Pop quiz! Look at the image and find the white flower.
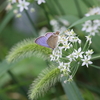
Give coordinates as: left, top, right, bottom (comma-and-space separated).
64, 80, 67, 83
50, 48, 62, 62
85, 7, 100, 16
5, 3, 12, 11
68, 75, 73, 81
30, 8, 35, 13
74, 48, 84, 59
85, 35, 92, 44
63, 43, 72, 50
50, 54, 55, 61
85, 50, 94, 57
58, 62, 66, 70
13, 9, 18, 14
67, 52, 76, 62
59, 19, 69, 26
17, 0, 30, 12
37, 0, 46, 5
82, 20, 91, 31
82, 56, 93, 67
82, 7, 100, 36
16, 13, 22, 18
65, 29, 76, 36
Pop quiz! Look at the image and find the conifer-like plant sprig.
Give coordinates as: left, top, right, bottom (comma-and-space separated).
6, 38, 52, 63
28, 66, 60, 100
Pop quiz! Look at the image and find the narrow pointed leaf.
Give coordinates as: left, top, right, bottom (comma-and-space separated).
0, 10, 14, 34
68, 15, 100, 28
61, 77, 84, 100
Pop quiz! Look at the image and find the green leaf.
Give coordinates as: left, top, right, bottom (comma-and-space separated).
91, 34, 100, 53
0, 10, 14, 34
6, 38, 52, 63
61, 77, 84, 100
28, 66, 60, 100
0, 60, 13, 76
0, 1, 7, 12
68, 15, 100, 28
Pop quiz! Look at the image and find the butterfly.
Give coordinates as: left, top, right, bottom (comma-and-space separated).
35, 31, 59, 49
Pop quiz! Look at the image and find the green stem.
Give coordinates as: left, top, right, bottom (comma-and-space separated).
53, 0, 65, 15
25, 10, 38, 37
91, 55, 100, 60
46, 1, 57, 17
72, 62, 80, 78
51, 0, 60, 15
7, 70, 28, 98
90, 64, 100, 69
41, 4, 53, 31
74, 0, 83, 18
82, 41, 88, 51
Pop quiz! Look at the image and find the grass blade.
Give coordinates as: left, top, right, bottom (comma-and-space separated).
61, 77, 84, 100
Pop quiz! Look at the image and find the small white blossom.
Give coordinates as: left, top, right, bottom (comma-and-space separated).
5, 3, 12, 11
82, 7, 100, 36
85, 35, 92, 44
68, 75, 73, 81
13, 9, 18, 14
58, 62, 64, 69
67, 52, 76, 62
37, 0, 46, 5
50, 48, 62, 61
64, 80, 67, 83
16, 13, 22, 18
17, 0, 30, 12
74, 48, 84, 58
50, 19, 69, 33
86, 50, 94, 57
59, 19, 69, 26
63, 43, 71, 50
30, 8, 35, 13
65, 29, 76, 36
82, 56, 93, 67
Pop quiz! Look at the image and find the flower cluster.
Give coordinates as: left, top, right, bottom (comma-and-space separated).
50, 19, 69, 33
6, 0, 45, 17
50, 30, 93, 83
82, 7, 100, 36
39, 19, 69, 36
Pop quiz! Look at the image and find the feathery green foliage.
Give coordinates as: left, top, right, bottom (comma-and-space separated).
6, 38, 52, 63
28, 66, 60, 100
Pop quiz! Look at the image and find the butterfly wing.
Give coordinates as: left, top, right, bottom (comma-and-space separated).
35, 32, 54, 48
45, 32, 54, 39
47, 31, 59, 49
35, 36, 50, 48
47, 35, 58, 49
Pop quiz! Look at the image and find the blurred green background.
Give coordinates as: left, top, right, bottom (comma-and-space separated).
0, 0, 100, 100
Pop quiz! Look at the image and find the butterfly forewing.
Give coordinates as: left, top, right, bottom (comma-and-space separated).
35, 36, 50, 48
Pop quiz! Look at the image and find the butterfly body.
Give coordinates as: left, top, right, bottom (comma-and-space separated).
35, 31, 59, 49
